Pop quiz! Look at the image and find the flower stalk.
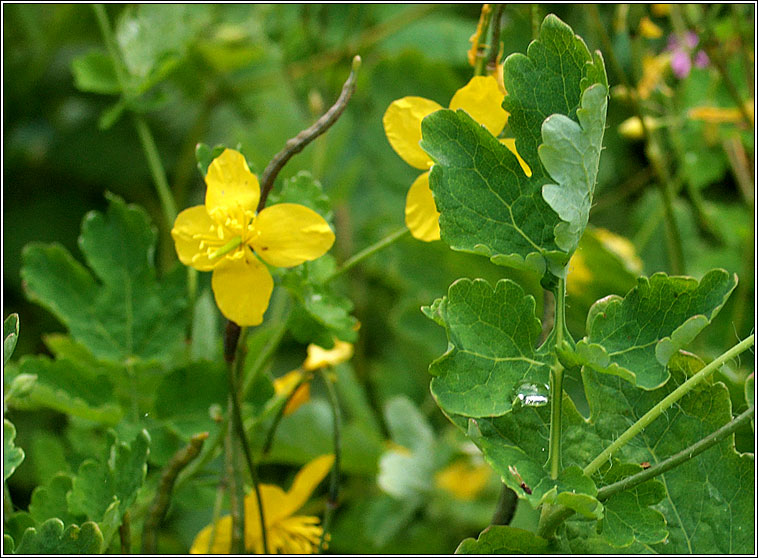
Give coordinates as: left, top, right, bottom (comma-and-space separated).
224, 321, 270, 554
318, 368, 342, 552
325, 227, 410, 282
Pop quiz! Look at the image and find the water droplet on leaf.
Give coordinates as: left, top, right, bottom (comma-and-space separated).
513, 381, 550, 407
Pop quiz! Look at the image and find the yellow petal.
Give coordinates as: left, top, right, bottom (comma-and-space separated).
251, 204, 335, 268
404, 171, 440, 242
211, 256, 274, 326
449, 75, 508, 136
499, 138, 533, 177
189, 515, 233, 554
279, 454, 335, 519
242, 484, 287, 552
383, 97, 443, 170
273, 370, 311, 415
303, 340, 354, 371
205, 149, 260, 215
171, 205, 218, 271
435, 460, 493, 501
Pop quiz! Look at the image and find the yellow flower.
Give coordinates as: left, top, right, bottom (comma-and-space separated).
171, 149, 335, 326
383, 75, 532, 242
190, 454, 335, 554
638, 16, 663, 39
435, 459, 493, 501
303, 339, 354, 371
688, 101, 755, 125
273, 340, 354, 415
651, 4, 672, 17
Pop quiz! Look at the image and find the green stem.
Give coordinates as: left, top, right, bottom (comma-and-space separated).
486, 4, 504, 74
531, 4, 541, 41
473, 6, 493, 76
225, 323, 269, 554
205, 473, 227, 553
318, 367, 342, 552
325, 227, 410, 283
547, 279, 566, 479
224, 398, 244, 554
242, 293, 291, 398
262, 372, 311, 456
93, 5, 178, 229
584, 334, 755, 476
597, 406, 755, 501
537, 405, 756, 539
92, 5, 129, 90
133, 115, 178, 226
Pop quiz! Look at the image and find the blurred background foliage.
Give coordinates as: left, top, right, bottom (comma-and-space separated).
3, 4, 754, 553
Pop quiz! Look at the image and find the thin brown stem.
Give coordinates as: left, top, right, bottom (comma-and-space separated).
142, 433, 209, 553
257, 56, 361, 212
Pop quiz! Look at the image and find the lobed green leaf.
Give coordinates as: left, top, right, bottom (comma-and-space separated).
4, 313, 19, 365
420, 14, 608, 278
455, 525, 550, 554
14, 518, 103, 555
562, 269, 737, 389
3, 419, 25, 482
21, 193, 187, 365
426, 278, 548, 418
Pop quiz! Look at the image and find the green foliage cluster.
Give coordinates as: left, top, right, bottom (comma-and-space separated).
3, 4, 754, 555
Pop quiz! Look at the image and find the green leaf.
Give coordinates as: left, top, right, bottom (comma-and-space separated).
562, 269, 737, 389
8, 356, 122, 425
463, 402, 601, 518
71, 49, 121, 94
455, 525, 549, 554
154, 361, 228, 439
21, 193, 187, 364
67, 430, 150, 542
539, 83, 607, 253
4, 419, 25, 481
598, 464, 667, 547
195, 142, 227, 177
420, 14, 607, 278
426, 278, 549, 417
269, 171, 334, 224
579, 366, 754, 553
15, 518, 103, 554
284, 256, 359, 347
28, 474, 79, 525
3, 535, 14, 554
115, 4, 209, 84
4, 313, 19, 365
190, 289, 220, 362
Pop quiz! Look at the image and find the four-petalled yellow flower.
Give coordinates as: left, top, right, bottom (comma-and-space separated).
190, 454, 335, 554
171, 149, 335, 326
383, 75, 531, 242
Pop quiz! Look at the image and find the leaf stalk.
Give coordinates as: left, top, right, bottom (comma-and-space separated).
583, 334, 754, 476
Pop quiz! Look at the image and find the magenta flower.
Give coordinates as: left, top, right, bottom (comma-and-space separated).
667, 31, 710, 79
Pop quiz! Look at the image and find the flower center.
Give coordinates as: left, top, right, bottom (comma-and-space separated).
193, 204, 257, 264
